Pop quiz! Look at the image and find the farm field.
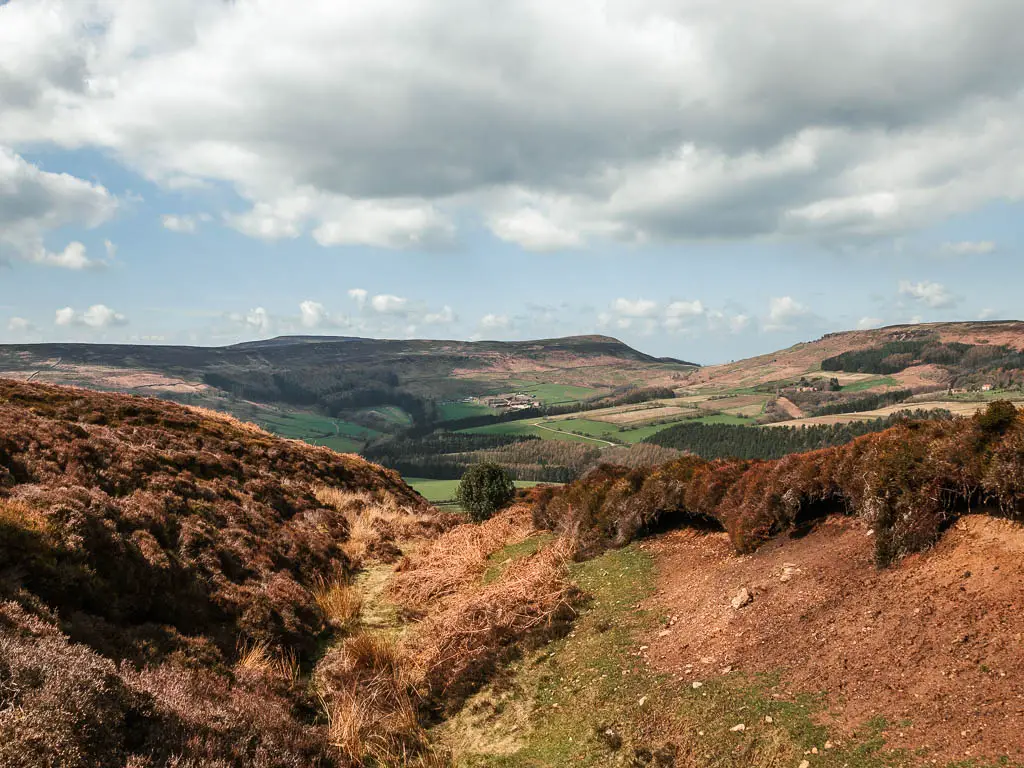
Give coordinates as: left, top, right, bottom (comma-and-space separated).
763, 397, 1024, 428
405, 477, 558, 505
437, 401, 497, 421
504, 381, 602, 404
838, 375, 900, 392
240, 408, 381, 452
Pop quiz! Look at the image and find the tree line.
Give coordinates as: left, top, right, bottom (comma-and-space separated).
644, 409, 952, 460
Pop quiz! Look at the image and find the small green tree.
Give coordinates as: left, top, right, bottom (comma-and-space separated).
456, 462, 515, 522
977, 399, 1018, 435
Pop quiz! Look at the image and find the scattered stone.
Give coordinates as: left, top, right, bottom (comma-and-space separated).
658, 629, 671, 638
638, 696, 648, 707
799, 761, 810, 768
692, 681, 703, 689
731, 587, 753, 610
764, 715, 774, 723
811, 747, 819, 754
721, 665, 733, 674
730, 723, 746, 732
824, 740, 833, 749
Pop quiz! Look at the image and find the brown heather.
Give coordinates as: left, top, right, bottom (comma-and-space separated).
536, 401, 1024, 566
0, 379, 431, 767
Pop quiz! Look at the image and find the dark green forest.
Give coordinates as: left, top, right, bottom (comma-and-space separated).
643, 409, 952, 460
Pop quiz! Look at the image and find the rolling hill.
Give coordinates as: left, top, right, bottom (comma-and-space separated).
0, 334, 698, 450
2, 379, 1023, 767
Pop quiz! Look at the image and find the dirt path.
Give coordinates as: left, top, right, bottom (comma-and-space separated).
641, 516, 1024, 765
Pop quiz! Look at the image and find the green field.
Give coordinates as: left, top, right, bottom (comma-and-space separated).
462, 412, 709, 445
437, 401, 497, 421
505, 381, 602, 405
405, 477, 557, 505
461, 420, 601, 443
254, 410, 380, 451
840, 376, 899, 393
693, 412, 755, 425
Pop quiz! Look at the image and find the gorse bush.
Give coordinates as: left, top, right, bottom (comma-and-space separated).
455, 462, 515, 521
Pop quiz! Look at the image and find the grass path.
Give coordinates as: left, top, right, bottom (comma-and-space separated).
351, 564, 403, 634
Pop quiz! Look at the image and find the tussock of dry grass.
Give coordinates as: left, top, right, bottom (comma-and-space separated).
388, 505, 534, 610
234, 639, 301, 685
315, 486, 454, 567
404, 536, 581, 713
316, 633, 435, 765
312, 576, 362, 630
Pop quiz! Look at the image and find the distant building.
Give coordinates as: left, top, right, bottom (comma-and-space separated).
981, 383, 994, 392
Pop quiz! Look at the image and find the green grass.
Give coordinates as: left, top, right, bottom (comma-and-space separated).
438, 543, 938, 768
405, 477, 556, 504
505, 381, 602, 405
439, 401, 498, 421
544, 418, 620, 438
353, 405, 413, 427
841, 376, 899, 393
254, 410, 380, 452
461, 420, 601, 443
694, 412, 754, 426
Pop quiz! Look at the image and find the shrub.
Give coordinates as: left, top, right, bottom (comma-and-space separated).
534, 411, 1024, 567
455, 463, 515, 522
977, 399, 1018, 435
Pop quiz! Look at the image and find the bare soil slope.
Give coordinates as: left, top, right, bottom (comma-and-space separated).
644, 516, 1024, 765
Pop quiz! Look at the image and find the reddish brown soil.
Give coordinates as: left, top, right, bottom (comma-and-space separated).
643, 516, 1024, 765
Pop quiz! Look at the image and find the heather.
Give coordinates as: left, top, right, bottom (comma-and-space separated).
536, 401, 1024, 565
0, 380, 429, 766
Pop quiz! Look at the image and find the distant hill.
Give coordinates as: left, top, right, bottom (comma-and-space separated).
0, 334, 697, 445
692, 320, 1024, 391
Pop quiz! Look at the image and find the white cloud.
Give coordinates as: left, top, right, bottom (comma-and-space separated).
6, 2, 1024, 249
299, 300, 327, 329
161, 214, 198, 233
245, 307, 271, 334
978, 307, 998, 320
611, 298, 659, 318
729, 314, 751, 334
7, 317, 32, 332
0, 147, 116, 268
480, 314, 510, 330
54, 307, 76, 327
370, 294, 408, 314
942, 240, 996, 255
898, 279, 956, 309
488, 208, 584, 251
54, 304, 128, 328
857, 316, 884, 330
83, 304, 127, 328
104, 239, 117, 259
348, 288, 368, 307
26, 241, 95, 270
765, 296, 811, 332
423, 305, 456, 325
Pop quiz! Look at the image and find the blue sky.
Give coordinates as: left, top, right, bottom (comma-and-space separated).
2, 1, 1023, 364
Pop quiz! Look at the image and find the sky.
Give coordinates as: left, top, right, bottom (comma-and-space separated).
1, 1, 1023, 364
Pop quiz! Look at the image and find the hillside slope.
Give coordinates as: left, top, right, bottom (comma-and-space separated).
689, 320, 1024, 391
0, 335, 697, 448
0, 380, 431, 766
